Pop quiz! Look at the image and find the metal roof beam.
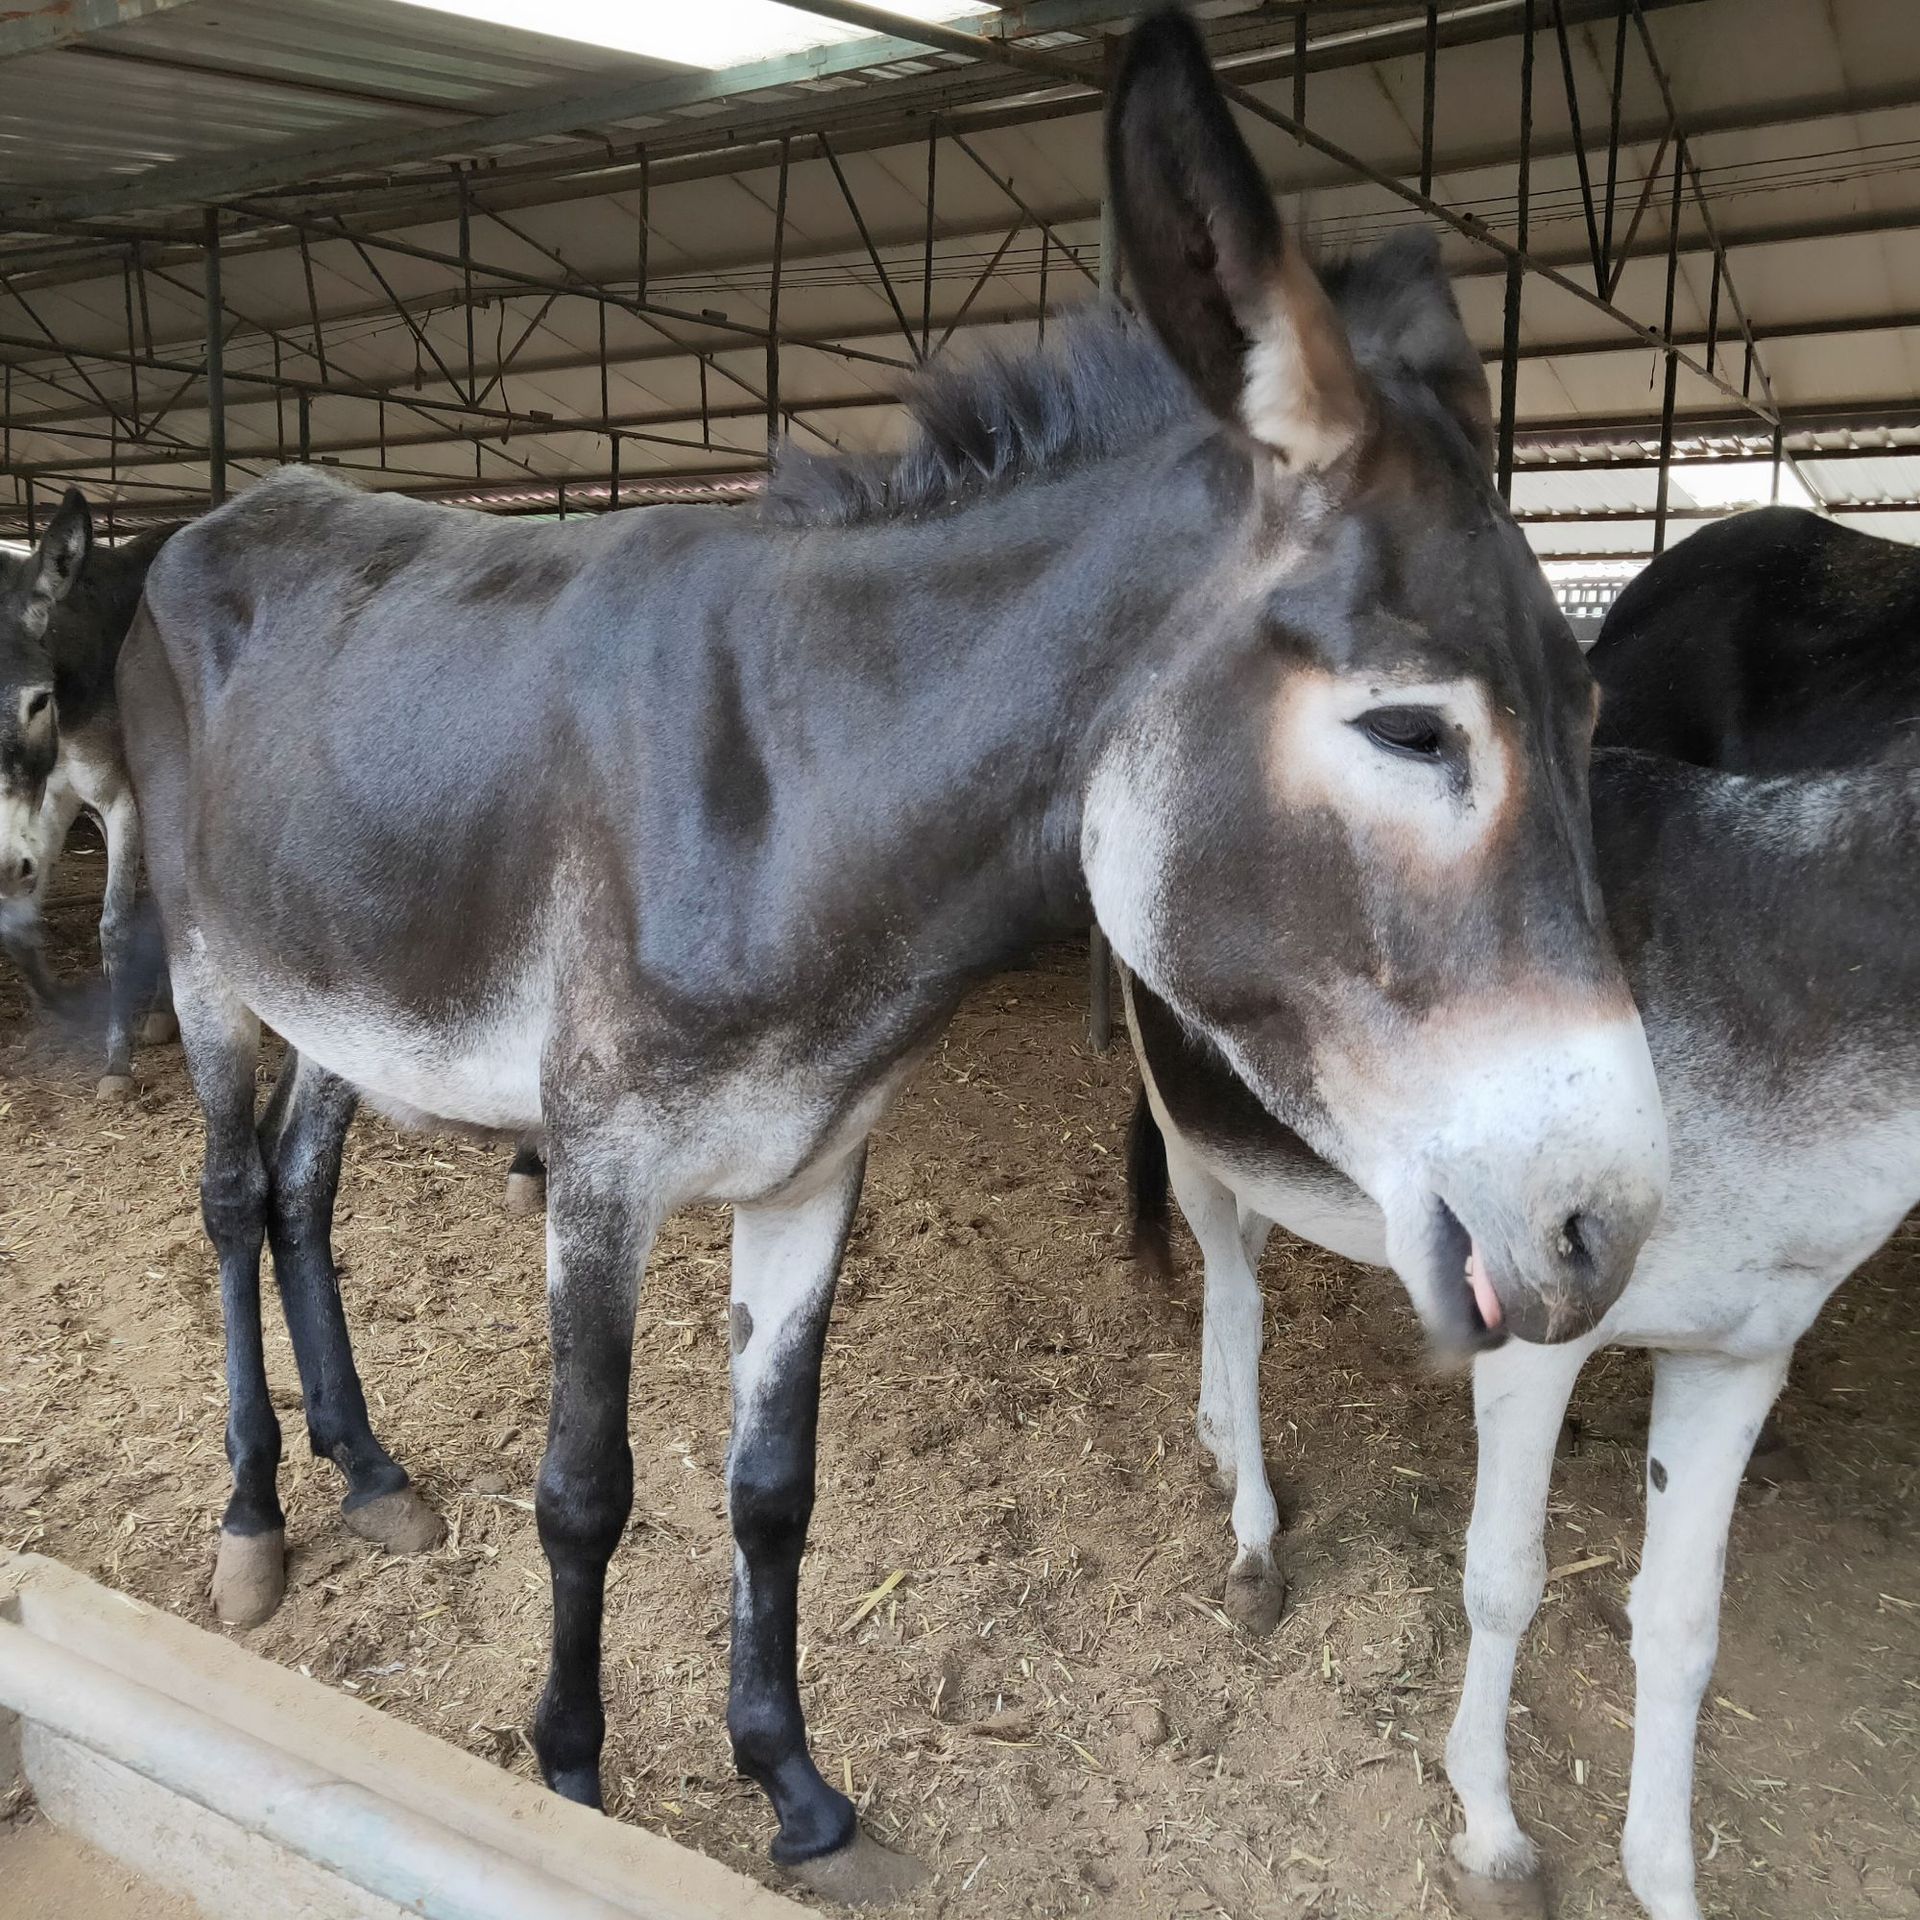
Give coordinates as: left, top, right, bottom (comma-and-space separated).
5, 3, 1096, 225
0, 0, 196, 63
0, 0, 1700, 268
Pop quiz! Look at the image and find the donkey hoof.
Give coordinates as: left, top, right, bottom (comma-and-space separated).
1439, 1863, 1547, 1920
96, 1071, 134, 1104
1440, 1848, 1547, 1920
212, 1527, 287, 1628
789, 1829, 929, 1905
504, 1169, 547, 1214
1223, 1555, 1287, 1636
140, 1010, 179, 1046
343, 1486, 446, 1554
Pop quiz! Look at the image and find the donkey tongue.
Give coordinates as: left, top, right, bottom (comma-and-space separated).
1466, 1246, 1504, 1330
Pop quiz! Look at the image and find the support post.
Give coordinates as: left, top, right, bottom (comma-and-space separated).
1601, 0, 1628, 274
766, 136, 789, 455
636, 147, 649, 306
1293, 7, 1307, 129
1419, 1, 1438, 198
1496, 0, 1535, 502
921, 121, 938, 359
458, 167, 477, 404
1652, 142, 1684, 554
204, 206, 226, 505
1088, 130, 1120, 1055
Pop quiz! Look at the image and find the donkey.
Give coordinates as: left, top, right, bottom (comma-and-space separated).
118, 13, 1665, 1898
1589, 501, 1920, 1478
0, 488, 174, 1094
1125, 746, 1920, 1920
1592, 504, 1920, 769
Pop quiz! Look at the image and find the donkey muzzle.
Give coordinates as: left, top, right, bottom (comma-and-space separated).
1424, 1009, 1668, 1348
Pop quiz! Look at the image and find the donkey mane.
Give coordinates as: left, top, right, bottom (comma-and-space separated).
762, 231, 1476, 528
762, 301, 1193, 528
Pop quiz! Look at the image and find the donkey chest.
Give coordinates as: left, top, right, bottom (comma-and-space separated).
1596, 1096, 1920, 1354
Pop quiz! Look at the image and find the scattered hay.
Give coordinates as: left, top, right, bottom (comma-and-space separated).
4, 902, 1917, 1917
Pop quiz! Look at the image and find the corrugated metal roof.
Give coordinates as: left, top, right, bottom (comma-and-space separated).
0, 0, 1916, 562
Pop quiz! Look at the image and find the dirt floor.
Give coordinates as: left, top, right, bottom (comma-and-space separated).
3, 844, 1917, 1919
0, 1801, 205, 1920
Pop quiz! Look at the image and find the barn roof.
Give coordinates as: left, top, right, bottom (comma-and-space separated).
0, 0, 1914, 569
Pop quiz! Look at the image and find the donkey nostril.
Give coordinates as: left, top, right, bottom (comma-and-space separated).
17, 856, 34, 883
1556, 1212, 1592, 1267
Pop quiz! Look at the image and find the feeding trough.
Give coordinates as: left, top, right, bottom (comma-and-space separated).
0, 1551, 805, 1920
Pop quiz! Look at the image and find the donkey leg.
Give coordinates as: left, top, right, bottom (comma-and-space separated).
1620, 1349, 1787, 1920
260, 1052, 440, 1553
505, 1140, 547, 1214
725, 1147, 922, 1900
173, 967, 282, 1626
94, 789, 144, 1100
1443, 1338, 1592, 1912
531, 1130, 655, 1809
1167, 1147, 1282, 1632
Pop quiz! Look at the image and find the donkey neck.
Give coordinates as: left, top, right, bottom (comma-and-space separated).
1597, 754, 1920, 1111
709, 424, 1251, 964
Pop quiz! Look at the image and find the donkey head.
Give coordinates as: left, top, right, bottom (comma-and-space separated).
0, 487, 89, 898
1086, 11, 1665, 1352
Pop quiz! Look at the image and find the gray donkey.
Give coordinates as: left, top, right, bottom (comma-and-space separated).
0, 488, 173, 1093
1127, 741, 1920, 1920
119, 13, 1664, 1897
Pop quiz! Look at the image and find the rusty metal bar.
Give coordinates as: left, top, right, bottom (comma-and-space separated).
949, 132, 1097, 287
767, 136, 789, 452
1496, 0, 1535, 500
1652, 141, 1683, 553
1549, 0, 1605, 293
820, 131, 922, 361
1420, 1, 1439, 197
203, 207, 225, 503
921, 121, 938, 359
1600, 0, 1628, 273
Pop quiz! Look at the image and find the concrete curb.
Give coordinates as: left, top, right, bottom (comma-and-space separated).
0, 1551, 807, 1920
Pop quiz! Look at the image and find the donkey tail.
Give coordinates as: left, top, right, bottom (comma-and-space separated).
1127, 1083, 1175, 1281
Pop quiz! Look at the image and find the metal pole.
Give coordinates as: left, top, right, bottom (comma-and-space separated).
1652, 142, 1684, 554
608, 430, 620, 511
204, 206, 226, 505
1497, 0, 1535, 501
636, 147, 649, 305
1601, 0, 1629, 278
767, 136, 789, 455
1088, 76, 1119, 1054
458, 166, 476, 403
1419, 1, 1439, 198
121, 250, 142, 433
921, 121, 938, 359
1293, 7, 1308, 130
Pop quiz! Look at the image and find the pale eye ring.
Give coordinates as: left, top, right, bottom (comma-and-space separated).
24, 689, 51, 723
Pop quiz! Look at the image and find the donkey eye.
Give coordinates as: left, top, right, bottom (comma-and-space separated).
1357, 706, 1446, 760
24, 690, 50, 722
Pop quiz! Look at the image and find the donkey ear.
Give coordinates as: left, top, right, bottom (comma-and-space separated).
1324, 230, 1494, 467
32, 489, 91, 608
1106, 8, 1365, 471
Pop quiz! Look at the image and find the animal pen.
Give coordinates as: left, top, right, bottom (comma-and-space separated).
2, 3, 1918, 1917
